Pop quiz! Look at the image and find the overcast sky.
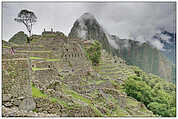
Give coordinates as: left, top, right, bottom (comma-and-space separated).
2, 2, 176, 42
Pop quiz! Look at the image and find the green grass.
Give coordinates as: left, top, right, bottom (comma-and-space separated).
30, 56, 60, 61
30, 57, 44, 60
112, 106, 129, 117
2, 46, 11, 48
64, 89, 91, 104
31, 84, 68, 108
109, 80, 119, 86
49, 97, 58, 102
32, 67, 50, 71
49, 97, 68, 108
89, 90, 99, 99
108, 94, 118, 104
126, 98, 138, 107
81, 77, 87, 81
62, 87, 104, 116
101, 75, 111, 80
31, 85, 47, 98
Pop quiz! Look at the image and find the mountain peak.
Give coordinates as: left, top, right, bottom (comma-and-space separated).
68, 12, 112, 53
78, 12, 96, 22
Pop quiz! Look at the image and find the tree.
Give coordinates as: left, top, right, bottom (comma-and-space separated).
147, 102, 168, 116
86, 40, 101, 66
124, 76, 152, 105
14, 9, 37, 43
124, 75, 176, 117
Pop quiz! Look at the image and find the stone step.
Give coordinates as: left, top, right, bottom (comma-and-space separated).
97, 64, 121, 69
98, 68, 120, 73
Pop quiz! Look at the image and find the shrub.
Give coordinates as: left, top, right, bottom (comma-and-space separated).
124, 76, 152, 105
147, 102, 168, 116
124, 75, 176, 117
86, 40, 101, 66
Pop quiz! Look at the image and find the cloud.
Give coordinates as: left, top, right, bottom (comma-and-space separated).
150, 39, 165, 51
105, 32, 119, 49
77, 12, 97, 39
2, 2, 88, 41
2, 1, 176, 51
84, 2, 175, 50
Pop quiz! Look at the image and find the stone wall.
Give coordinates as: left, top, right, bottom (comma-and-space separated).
32, 69, 59, 90
29, 52, 59, 59
2, 37, 94, 114
62, 41, 86, 61
2, 48, 10, 55
2, 60, 32, 108
60, 40, 93, 78
32, 61, 56, 69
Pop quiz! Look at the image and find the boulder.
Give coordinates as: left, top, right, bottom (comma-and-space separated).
2, 94, 12, 102
17, 96, 25, 100
4, 102, 13, 107
19, 97, 36, 111
13, 99, 21, 106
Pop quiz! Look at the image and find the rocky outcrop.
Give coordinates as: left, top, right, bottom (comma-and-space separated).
19, 98, 36, 111
2, 106, 57, 117
68, 12, 112, 53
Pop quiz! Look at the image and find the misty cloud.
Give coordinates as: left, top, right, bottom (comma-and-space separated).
150, 39, 165, 51
2, 2, 176, 51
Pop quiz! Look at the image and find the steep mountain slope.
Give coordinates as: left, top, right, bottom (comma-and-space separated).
110, 35, 175, 83
153, 30, 176, 64
9, 31, 28, 44
68, 13, 175, 83
68, 12, 112, 53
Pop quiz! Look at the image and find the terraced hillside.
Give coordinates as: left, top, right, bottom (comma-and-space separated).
94, 51, 136, 81
2, 32, 156, 117
2, 31, 175, 117
69, 12, 175, 83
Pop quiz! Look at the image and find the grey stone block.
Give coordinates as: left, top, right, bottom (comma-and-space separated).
19, 97, 36, 111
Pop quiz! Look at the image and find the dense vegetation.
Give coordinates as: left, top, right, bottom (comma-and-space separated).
124, 67, 176, 117
9, 31, 28, 44
86, 40, 102, 66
